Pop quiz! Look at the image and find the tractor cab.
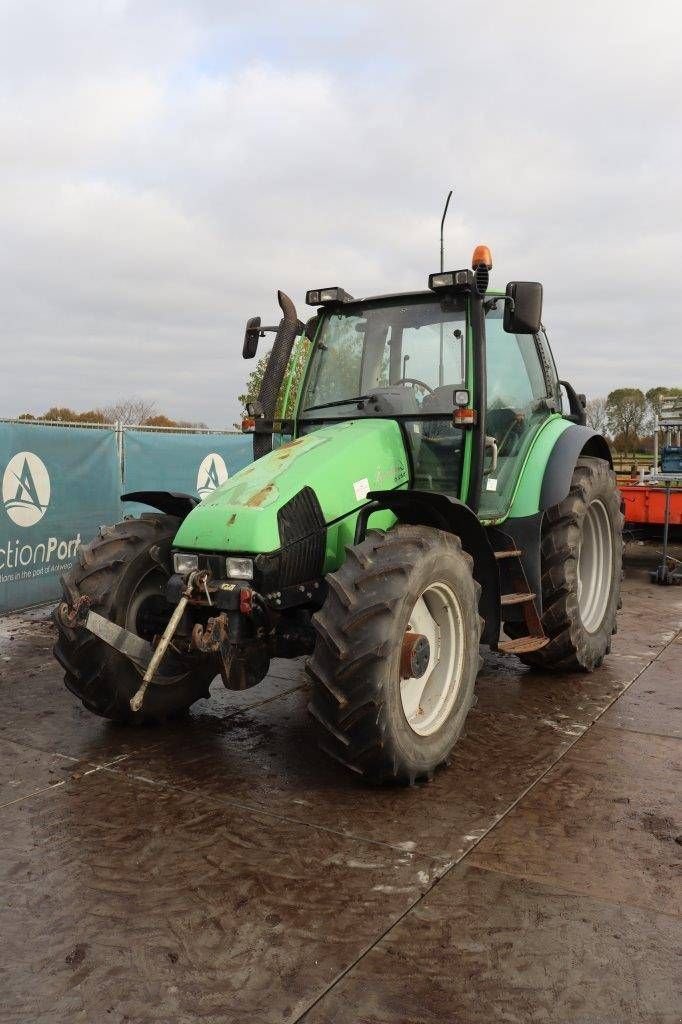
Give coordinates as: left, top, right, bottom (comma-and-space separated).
246, 247, 559, 526
297, 289, 468, 497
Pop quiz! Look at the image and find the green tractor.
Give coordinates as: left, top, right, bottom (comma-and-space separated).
54, 244, 623, 784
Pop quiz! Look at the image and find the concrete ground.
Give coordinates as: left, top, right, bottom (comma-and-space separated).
0, 544, 680, 1024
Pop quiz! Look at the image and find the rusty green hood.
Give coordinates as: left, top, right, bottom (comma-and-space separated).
172, 418, 409, 557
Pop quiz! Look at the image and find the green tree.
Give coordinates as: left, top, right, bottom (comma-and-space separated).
646, 386, 682, 425
236, 336, 312, 428
606, 388, 647, 454
237, 351, 270, 425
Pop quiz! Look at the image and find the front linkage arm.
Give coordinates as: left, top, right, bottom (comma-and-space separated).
56, 570, 214, 713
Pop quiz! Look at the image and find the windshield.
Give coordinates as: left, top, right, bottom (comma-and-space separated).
299, 295, 466, 420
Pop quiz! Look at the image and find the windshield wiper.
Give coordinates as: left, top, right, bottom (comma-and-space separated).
301, 394, 373, 413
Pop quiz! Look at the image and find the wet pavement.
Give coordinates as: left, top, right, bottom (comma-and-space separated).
0, 544, 680, 1023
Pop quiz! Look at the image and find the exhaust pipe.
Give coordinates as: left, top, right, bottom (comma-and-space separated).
253, 290, 299, 460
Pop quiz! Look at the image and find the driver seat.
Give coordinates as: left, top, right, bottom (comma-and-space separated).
414, 385, 463, 494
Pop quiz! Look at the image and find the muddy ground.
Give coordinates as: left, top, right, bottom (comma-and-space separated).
0, 543, 680, 1023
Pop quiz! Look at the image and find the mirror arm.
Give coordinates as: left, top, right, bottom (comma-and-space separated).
559, 379, 587, 427
257, 321, 306, 337
483, 295, 514, 315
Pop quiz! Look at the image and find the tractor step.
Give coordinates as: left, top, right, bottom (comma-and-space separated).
497, 635, 550, 654
490, 532, 549, 655
500, 591, 536, 606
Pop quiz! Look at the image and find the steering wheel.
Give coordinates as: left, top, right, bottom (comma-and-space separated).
395, 377, 434, 394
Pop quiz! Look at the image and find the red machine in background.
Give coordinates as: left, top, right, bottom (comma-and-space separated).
620, 482, 682, 527
619, 397, 682, 584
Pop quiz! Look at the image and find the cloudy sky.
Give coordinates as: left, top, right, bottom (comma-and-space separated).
1, 0, 680, 427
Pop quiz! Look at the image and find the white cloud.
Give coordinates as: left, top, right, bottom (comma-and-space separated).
0, 0, 680, 424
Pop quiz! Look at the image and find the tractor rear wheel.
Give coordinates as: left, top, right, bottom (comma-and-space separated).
53, 514, 215, 723
307, 525, 482, 784
511, 457, 623, 671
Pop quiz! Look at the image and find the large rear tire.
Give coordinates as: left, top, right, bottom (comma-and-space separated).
307, 525, 482, 784
53, 514, 215, 723
512, 457, 623, 671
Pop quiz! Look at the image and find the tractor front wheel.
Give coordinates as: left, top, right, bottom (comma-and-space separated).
307, 525, 482, 784
53, 514, 215, 723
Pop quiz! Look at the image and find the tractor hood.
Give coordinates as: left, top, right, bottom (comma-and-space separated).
172, 418, 409, 555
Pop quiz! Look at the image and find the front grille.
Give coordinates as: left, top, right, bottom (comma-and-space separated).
174, 485, 326, 593
277, 486, 326, 587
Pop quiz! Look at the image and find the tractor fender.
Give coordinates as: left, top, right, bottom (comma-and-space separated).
365, 489, 500, 644
121, 491, 199, 519
539, 425, 612, 511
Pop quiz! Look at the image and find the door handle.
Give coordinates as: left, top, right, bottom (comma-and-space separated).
484, 435, 498, 474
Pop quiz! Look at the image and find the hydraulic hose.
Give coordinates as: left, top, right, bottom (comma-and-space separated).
254, 290, 299, 460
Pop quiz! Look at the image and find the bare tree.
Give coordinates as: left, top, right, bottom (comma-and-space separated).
585, 396, 608, 434
101, 397, 157, 425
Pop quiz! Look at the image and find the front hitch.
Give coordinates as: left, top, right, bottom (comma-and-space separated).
191, 613, 232, 687
128, 569, 211, 712
58, 571, 213, 713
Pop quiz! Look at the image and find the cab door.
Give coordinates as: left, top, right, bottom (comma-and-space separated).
479, 308, 556, 519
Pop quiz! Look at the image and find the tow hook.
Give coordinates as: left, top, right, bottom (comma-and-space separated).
129, 570, 209, 713
191, 613, 231, 685
191, 613, 229, 654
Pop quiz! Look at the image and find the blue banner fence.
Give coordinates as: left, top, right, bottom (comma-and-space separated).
0, 420, 254, 614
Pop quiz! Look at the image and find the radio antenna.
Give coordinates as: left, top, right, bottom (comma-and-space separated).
438, 189, 453, 386
440, 189, 453, 272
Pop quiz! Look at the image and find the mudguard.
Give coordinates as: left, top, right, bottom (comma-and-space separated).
121, 491, 199, 519
539, 426, 612, 511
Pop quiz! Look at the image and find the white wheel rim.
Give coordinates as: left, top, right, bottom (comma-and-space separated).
577, 498, 613, 633
400, 581, 466, 736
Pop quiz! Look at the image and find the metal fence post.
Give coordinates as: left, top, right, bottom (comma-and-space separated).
115, 421, 124, 488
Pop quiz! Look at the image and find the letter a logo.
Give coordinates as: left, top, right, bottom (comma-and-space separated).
196, 453, 228, 499
2, 451, 51, 527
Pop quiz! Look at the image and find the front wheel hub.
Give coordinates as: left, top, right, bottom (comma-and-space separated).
400, 631, 430, 679
399, 580, 466, 737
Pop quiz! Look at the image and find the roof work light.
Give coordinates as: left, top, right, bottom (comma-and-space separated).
427, 269, 473, 291
305, 287, 355, 306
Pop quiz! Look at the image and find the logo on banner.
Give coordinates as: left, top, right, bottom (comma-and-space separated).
197, 453, 228, 499
2, 451, 51, 527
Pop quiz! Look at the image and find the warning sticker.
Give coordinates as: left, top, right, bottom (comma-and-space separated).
353, 478, 370, 501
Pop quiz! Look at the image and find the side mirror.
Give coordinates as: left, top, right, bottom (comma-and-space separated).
503, 282, 543, 334
243, 316, 261, 359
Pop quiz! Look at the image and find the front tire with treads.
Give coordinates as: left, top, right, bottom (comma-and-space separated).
53, 514, 214, 723
306, 525, 482, 785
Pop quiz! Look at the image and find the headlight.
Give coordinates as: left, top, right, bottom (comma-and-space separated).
173, 552, 199, 575
225, 556, 254, 580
